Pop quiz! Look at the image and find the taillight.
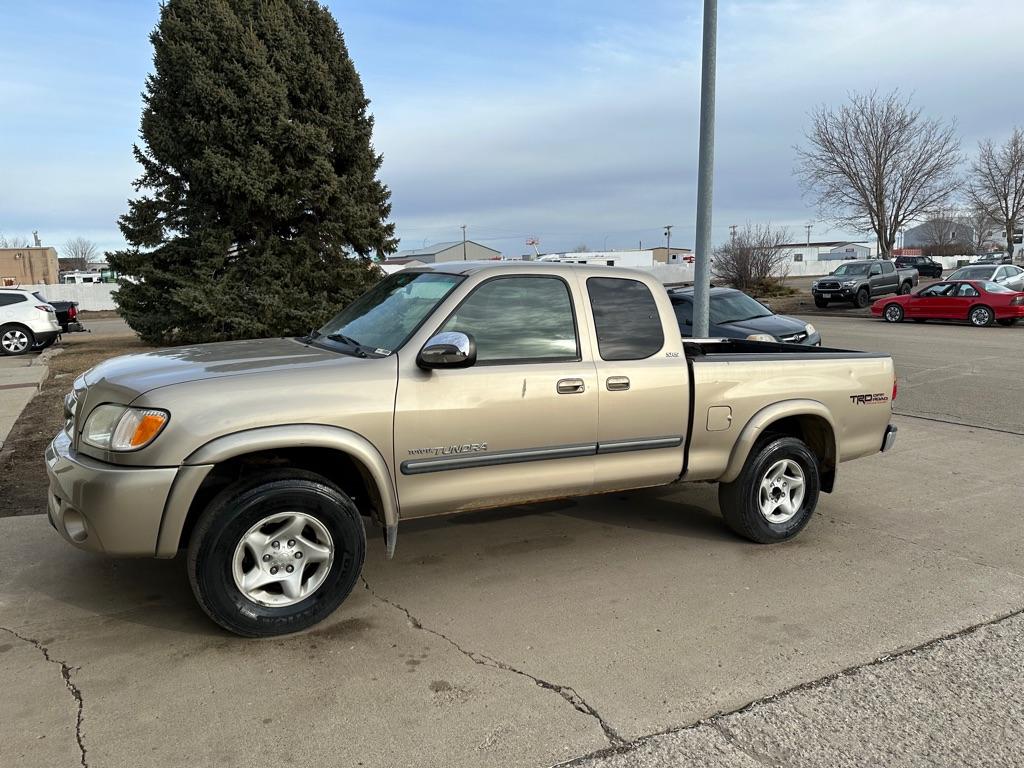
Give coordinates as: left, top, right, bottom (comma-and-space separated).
35, 305, 51, 312
892, 379, 898, 401
1012, 296, 1024, 306
68, 305, 78, 319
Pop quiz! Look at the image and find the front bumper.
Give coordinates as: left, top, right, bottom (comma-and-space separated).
45, 430, 178, 555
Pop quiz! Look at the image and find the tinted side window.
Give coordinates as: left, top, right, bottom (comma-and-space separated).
0, 293, 26, 306
587, 277, 664, 361
881, 262, 895, 273
440, 276, 578, 363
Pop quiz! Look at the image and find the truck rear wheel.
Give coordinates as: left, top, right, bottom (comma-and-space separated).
187, 469, 366, 637
718, 436, 820, 544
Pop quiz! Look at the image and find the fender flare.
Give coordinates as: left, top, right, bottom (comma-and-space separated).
719, 400, 838, 485
156, 424, 400, 558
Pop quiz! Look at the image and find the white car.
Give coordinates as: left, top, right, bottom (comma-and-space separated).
0, 289, 61, 356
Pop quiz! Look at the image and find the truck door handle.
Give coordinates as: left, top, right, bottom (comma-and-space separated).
556, 378, 585, 394
606, 376, 630, 391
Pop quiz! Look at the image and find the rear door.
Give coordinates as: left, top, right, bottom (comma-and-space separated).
585, 276, 688, 491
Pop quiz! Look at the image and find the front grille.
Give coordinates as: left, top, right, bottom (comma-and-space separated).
817, 281, 841, 291
780, 331, 809, 344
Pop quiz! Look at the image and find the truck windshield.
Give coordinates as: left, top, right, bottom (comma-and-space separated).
316, 271, 463, 355
831, 263, 871, 276
711, 291, 773, 324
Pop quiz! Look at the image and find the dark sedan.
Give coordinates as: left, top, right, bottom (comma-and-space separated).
669, 287, 821, 345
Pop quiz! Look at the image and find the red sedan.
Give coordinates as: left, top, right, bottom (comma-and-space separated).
871, 280, 1024, 327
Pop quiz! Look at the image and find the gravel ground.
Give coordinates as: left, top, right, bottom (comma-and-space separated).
567, 610, 1024, 768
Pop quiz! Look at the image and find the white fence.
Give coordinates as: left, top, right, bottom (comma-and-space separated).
22, 283, 119, 311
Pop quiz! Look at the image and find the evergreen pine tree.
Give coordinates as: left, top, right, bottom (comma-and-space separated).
108, 0, 396, 344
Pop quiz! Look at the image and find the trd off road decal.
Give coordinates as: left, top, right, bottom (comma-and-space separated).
849, 393, 889, 404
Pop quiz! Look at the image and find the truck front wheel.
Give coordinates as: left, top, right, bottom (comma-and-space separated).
718, 436, 821, 544
187, 470, 366, 637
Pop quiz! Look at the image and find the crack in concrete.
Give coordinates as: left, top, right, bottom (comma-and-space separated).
360, 577, 626, 747
711, 721, 779, 767
0, 626, 88, 768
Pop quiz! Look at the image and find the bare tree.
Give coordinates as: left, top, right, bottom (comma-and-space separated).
796, 90, 961, 258
964, 205, 998, 254
967, 128, 1024, 259
712, 223, 792, 291
0, 233, 31, 248
61, 236, 99, 271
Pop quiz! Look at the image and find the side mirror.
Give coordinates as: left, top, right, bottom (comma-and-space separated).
761, 301, 773, 312
417, 331, 477, 370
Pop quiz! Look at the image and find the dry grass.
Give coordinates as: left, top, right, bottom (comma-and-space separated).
0, 332, 155, 517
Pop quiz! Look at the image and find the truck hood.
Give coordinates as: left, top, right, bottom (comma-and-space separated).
84, 337, 348, 396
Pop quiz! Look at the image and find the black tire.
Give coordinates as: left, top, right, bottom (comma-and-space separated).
718, 436, 821, 544
968, 305, 995, 327
0, 324, 35, 356
813, 297, 829, 308
898, 281, 912, 295
855, 288, 870, 308
882, 303, 904, 323
188, 469, 366, 637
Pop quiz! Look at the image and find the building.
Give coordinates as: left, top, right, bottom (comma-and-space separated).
779, 241, 873, 262
388, 240, 502, 265
541, 247, 693, 267
0, 246, 60, 285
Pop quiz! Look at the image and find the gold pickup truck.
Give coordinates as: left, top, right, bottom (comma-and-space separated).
45, 262, 897, 636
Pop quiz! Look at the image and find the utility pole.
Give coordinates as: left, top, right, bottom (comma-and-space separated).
692, 0, 717, 338
460, 224, 467, 260
729, 224, 737, 241
664, 225, 673, 258
805, 222, 812, 245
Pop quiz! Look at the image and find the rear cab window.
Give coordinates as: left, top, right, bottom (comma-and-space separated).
586, 277, 664, 360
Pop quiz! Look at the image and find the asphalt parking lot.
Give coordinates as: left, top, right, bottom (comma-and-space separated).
2, 314, 1022, 767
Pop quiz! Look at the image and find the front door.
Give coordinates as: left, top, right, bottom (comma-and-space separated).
393, 275, 598, 518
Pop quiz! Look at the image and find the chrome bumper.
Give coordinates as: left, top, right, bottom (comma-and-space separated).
880, 424, 898, 453
45, 430, 177, 556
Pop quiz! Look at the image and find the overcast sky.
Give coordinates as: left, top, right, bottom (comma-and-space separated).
1, 0, 1022, 258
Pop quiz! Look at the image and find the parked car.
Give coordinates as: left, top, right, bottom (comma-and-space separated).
945, 264, 1024, 292
894, 255, 943, 278
811, 260, 918, 308
669, 286, 820, 345
871, 279, 1024, 327
973, 253, 1013, 265
0, 289, 61, 355
45, 262, 897, 637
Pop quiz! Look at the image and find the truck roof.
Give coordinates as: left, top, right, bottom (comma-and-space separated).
406, 260, 654, 280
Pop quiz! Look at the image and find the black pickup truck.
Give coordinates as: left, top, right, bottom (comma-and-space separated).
32, 293, 86, 348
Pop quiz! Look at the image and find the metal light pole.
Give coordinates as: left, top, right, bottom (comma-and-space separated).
664, 225, 673, 259
461, 224, 467, 260
692, 0, 718, 338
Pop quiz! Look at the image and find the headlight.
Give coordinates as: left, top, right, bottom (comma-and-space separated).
841, 280, 857, 287
746, 333, 776, 343
804, 323, 816, 336
811, 281, 818, 290
82, 405, 169, 451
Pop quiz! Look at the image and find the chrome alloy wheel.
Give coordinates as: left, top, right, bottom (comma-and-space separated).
232, 512, 334, 607
884, 305, 903, 322
1, 328, 29, 353
758, 459, 806, 524
970, 307, 992, 326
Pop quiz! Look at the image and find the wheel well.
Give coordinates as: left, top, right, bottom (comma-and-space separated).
178, 447, 384, 550
762, 415, 836, 493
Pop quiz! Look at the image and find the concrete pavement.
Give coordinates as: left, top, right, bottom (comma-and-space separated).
2, 313, 1023, 768
0, 352, 53, 449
